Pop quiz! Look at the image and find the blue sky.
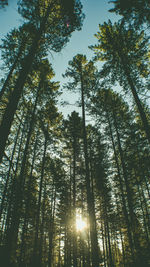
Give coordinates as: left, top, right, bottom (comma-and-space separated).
49, 0, 120, 115
50, 0, 118, 81
0, 0, 20, 35
0, 0, 120, 117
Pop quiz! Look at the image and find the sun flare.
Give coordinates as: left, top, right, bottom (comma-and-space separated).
76, 216, 86, 231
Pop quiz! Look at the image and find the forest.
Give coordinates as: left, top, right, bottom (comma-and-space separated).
0, 0, 150, 266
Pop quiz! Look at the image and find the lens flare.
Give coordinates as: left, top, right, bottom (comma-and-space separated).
76, 216, 86, 231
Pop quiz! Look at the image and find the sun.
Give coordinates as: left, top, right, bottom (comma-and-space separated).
76, 216, 86, 231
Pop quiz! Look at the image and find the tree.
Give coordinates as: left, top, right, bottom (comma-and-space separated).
88, 87, 150, 266
90, 20, 150, 144
0, 23, 46, 101
0, 59, 62, 266
62, 111, 83, 267
0, 0, 85, 162
64, 54, 100, 267
109, 0, 150, 28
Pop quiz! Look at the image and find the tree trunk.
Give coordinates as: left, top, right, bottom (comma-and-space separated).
48, 187, 56, 267
121, 56, 150, 144
80, 70, 99, 267
133, 169, 150, 244
0, 114, 22, 222
0, 43, 24, 101
4, 90, 39, 265
0, 3, 53, 162
39, 179, 47, 266
19, 131, 39, 266
72, 138, 77, 267
112, 110, 137, 264
101, 220, 106, 267
3, 115, 27, 238
107, 112, 135, 259
105, 215, 114, 267
32, 133, 47, 265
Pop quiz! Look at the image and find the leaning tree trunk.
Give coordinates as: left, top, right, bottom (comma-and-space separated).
0, 43, 25, 102
121, 55, 150, 144
3, 114, 27, 245
0, 3, 52, 163
0, 113, 22, 222
4, 90, 39, 265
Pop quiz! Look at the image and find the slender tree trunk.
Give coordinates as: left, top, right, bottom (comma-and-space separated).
120, 229, 126, 267
72, 138, 77, 267
106, 217, 114, 267
80, 70, 99, 267
104, 219, 109, 267
140, 186, 150, 235
1, 116, 28, 266
112, 110, 138, 264
3, 115, 27, 236
39, 179, 47, 266
32, 132, 47, 265
4, 89, 39, 265
19, 132, 39, 266
48, 187, 56, 267
101, 221, 106, 267
114, 192, 126, 267
64, 225, 68, 267
133, 170, 150, 244
0, 114, 22, 222
107, 113, 135, 259
58, 225, 62, 267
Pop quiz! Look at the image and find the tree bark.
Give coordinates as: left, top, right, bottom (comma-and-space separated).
4, 89, 39, 265
112, 110, 137, 264
121, 56, 150, 144
107, 112, 135, 258
0, 3, 53, 162
0, 114, 22, 222
0, 43, 24, 101
19, 131, 39, 266
72, 136, 78, 267
80, 69, 100, 267
32, 132, 47, 265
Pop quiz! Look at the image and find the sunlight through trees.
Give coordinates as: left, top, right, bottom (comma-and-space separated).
0, 0, 149, 266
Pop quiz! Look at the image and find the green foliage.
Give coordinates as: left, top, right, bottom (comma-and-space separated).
0, 1, 150, 266
18, 0, 85, 52
90, 20, 149, 88
63, 54, 98, 98
109, 0, 150, 27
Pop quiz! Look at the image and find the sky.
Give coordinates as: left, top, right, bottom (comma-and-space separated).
50, 0, 118, 81
0, 0, 120, 117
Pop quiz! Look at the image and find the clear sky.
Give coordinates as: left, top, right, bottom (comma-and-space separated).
0, 0, 120, 117
49, 0, 120, 116
50, 0, 118, 81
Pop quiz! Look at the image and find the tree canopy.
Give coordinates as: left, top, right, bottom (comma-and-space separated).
0, 1, 149, 266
